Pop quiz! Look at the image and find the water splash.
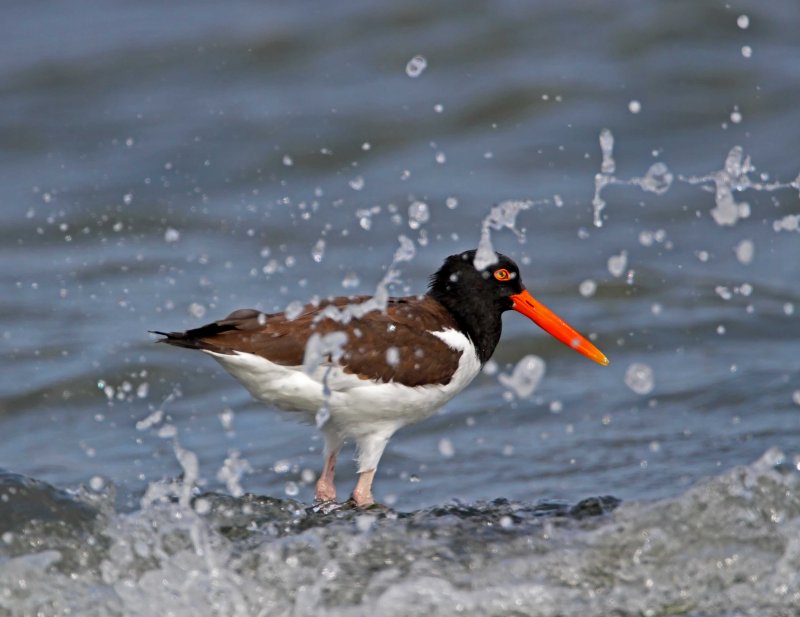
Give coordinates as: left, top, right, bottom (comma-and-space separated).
302, 331, 348, 376
474, 200, 532, 270
593, 132, 800, 228
216, 450, 252, 498
5, 450, 799, 616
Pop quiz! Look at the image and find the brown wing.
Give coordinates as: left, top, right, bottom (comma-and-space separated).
155, 295, 463, 387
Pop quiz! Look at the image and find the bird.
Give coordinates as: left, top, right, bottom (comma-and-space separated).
153, 249, 608, 507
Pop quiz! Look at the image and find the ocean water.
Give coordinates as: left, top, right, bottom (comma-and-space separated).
1, 1, 799, 615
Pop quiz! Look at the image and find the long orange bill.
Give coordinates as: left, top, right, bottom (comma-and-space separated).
510, 289, 609, 366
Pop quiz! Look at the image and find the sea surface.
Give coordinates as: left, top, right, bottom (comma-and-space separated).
1, 1, 799, 615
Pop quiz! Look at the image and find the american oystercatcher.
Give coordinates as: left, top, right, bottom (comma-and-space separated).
154, 249, 608, 506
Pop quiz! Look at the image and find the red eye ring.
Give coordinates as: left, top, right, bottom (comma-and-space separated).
494, 268, 511, 281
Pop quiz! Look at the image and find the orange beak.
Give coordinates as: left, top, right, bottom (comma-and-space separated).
510, 289, 609, 366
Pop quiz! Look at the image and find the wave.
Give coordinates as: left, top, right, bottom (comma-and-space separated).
1, 448, 798, 616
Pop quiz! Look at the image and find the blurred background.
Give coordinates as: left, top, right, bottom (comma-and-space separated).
1, 0, 799, 510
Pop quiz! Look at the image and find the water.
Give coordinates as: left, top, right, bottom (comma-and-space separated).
2, 1, 800, 614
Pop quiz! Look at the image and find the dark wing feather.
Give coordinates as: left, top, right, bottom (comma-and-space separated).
155, 296, 463, 387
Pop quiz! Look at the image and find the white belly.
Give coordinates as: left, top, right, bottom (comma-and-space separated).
204, 328, 481, 438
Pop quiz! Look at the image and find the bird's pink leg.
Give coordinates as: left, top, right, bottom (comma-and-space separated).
315, 450, 338, 502
351, 469, 376, 507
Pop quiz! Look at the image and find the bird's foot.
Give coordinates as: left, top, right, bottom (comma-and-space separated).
350, 468, 376, 508
349, 489, 375, 509
342, 497, 389, 512
314, 479, 337, 504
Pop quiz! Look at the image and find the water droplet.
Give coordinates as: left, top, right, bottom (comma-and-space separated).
405, 55, 427, 78
194, 498, 211, 514
282, 154, 293, 167
164, 227, 180, 243
735, 239, 754, 264
188, 303, 206, 319
284, 300, 304, 321
607, 251, 627, 277
741, 45, 752, 58
498, 355, 546, 398
579, 279, 597, 297
311, 239, 326, 263
273, 459, 291, 474
89, 476, 105, 491
599, 128, 615, 174
445, 196, 458, 210
284, 481, 299, 497
157, 424, 176, 439
715, 286, 733, 301
219, 407, 235, 431
136, 409, 164, 431
628, 100, 642, 114
408, 201, 430, 230
438, 438, 455, 458
341, 272, 360, 289
625, 363, 654, 395
737, 14, 750, 29
386, 347, 400, 367
640, 162, 673, 194
773, 214, 800, 232
348, 176, 365, 191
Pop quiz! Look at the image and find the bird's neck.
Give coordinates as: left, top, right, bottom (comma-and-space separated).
427, 290, 503, 364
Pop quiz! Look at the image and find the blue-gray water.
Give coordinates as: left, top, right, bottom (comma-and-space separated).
1, 1, 799, 615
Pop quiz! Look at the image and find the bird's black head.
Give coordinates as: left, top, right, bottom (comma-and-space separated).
427, 249, 610, 367
428, 249, 525, 313
427, 249, 525, 362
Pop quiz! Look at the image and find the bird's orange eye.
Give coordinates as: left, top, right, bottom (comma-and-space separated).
494, 268, 511, 281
